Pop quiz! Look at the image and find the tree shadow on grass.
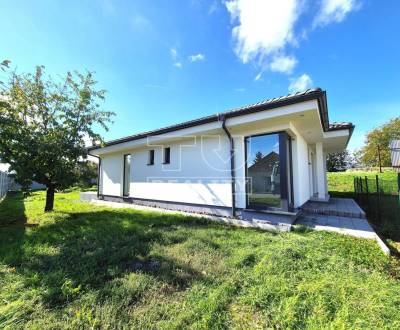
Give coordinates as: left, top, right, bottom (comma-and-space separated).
0, 207, 211, 307
0, 192, 27, 227
0, 192, 28, 267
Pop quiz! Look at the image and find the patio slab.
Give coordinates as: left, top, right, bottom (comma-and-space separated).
301, 198, 366, 219
296, 214, 376, 239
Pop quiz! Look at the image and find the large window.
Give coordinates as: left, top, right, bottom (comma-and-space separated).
123, 154, 131, 196
245, 132, 292, 211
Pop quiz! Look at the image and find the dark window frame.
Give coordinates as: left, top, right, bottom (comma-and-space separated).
163, 147, 171, 164
244, 131, 293, 212
147, 149, 155, 165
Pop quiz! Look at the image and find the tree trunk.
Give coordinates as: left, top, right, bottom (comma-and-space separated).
44, 185, 55, 212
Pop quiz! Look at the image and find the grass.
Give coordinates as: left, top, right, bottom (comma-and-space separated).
328, 170, 398, 193
328, 170, 400, 251
1, 191, 400, 328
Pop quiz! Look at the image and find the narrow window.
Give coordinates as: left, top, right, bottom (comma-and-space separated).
123, 154, 131, 197
163, 147, 170, 164
148, 149, 155, 165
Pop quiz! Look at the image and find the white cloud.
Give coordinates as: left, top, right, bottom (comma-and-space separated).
170, 48, 182, 68
314, 0, 360, 27
288, 74, 313, 93
254, 72, 263, 81
270, 55, 297, 74
170, 48, 178, 60
189, 53, 205, 62
225, 0, 361, 78
225, 0, 302, 64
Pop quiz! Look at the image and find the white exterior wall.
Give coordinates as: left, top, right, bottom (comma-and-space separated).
101, 153, 123, 196
101, 135, 232, 207
99, 128, 314, 209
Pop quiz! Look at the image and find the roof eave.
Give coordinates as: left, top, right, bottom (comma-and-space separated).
89, 88, 335, 152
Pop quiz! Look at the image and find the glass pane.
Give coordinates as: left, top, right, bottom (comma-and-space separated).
123, 155, 131, 196
246, 134, 281, 208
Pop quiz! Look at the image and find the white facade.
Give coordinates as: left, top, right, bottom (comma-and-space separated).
92, 92, 352, 212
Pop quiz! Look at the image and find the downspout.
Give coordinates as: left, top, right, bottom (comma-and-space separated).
220, 115, 236, 217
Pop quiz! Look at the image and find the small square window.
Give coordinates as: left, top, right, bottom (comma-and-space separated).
148, 149, 154, 165
163, 147, 170, 164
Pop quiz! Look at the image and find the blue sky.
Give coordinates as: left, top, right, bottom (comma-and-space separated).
0, 0, 399, 151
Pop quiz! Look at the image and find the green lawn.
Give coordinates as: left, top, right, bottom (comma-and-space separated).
328, 170, 398, 193
328, 170, 400, 251
1, 191, 400, 329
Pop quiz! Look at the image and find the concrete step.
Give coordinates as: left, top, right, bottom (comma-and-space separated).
300, 198, 366, 219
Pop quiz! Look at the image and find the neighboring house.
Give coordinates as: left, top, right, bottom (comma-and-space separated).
389, 140, 400, 171
88, 88, 353, 224
247, 151, 281, 208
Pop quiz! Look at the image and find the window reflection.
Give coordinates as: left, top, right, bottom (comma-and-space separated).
246, 133, 281, 208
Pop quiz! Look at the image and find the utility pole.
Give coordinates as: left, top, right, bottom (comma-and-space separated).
377, 145, 382, 173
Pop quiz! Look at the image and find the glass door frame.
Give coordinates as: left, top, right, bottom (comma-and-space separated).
244, 131, 294, 212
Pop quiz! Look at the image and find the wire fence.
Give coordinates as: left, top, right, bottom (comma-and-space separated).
354, 174, 400, 241
0, 171, 13, 200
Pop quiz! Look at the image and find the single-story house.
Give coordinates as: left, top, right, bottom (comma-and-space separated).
88, 88, 353, 226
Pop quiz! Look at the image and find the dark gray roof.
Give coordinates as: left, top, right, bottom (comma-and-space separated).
89, 88, 353, 150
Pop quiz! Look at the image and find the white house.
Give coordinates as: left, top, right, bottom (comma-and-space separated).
88, 88, 353, 226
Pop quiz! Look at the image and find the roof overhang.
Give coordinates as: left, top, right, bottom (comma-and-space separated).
89, 88, 354, 156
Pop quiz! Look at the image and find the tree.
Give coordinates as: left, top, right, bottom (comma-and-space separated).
0, 65, 114, 211
74, 160, 98, 188
360, 117, 400, 167
253, 151, 263, 165
326, 150, 349, 172
348, 149, 363, 168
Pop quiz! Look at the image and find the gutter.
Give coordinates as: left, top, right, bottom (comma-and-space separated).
220, 115, 236, 218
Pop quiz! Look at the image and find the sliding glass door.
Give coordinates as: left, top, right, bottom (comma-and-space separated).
245, 132, 292, 211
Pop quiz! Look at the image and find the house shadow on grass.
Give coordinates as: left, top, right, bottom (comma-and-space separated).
1, 207, 210, 307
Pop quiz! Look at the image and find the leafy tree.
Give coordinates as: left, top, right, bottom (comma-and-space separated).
361, 117, 400, 167
74, 160, 98, 188
348, 149, 363, 168
326, 150, 349, 172
0, 65, 114, 211
253, 151, 263, 165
